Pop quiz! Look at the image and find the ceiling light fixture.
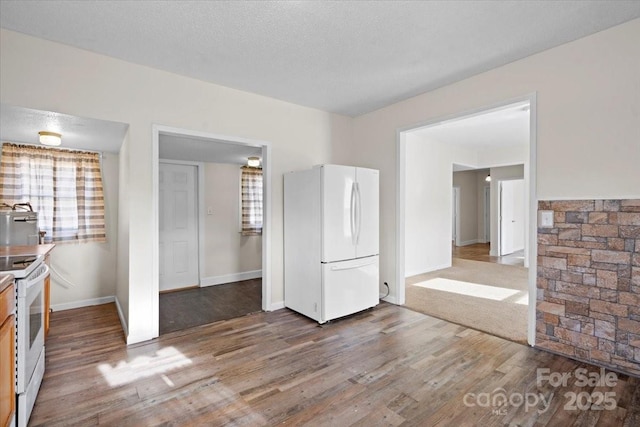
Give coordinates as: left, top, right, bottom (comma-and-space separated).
247, 156, 261, 167
485, 174, 491, 182
39, 131, 62, 146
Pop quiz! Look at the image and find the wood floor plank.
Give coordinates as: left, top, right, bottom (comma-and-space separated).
453, 242, 525, 266
28, 302, 640, 426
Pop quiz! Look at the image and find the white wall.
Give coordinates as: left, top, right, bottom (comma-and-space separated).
0, 29, 346, 343
45, 153, 119, 310
116, 133, 130, 330
202, 163, 261, 282
354, 19, 640, 302
329, 114, 355, 165
404, 135, 475, 276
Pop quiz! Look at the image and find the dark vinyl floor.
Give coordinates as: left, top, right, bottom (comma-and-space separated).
159, 278, 262, 334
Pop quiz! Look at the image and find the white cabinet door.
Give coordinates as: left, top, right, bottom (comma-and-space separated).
321, 165, 356, 263
355, 167, 379, 258
159, 163, 199, 291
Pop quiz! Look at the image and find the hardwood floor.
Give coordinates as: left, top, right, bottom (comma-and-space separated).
453, 242, 525, 267
159, 279, 262, 334
30, 303, 639, 426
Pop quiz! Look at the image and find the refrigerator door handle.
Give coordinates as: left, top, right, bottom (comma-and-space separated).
330, 259, 377, 271
355, 182, 362, 245
350, 182, 356, 245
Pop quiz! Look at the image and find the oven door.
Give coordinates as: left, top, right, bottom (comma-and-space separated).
16, 263, 48, 394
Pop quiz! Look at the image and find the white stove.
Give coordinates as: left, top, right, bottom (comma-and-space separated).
1, 254, 48, 427
0, 255, 42, 279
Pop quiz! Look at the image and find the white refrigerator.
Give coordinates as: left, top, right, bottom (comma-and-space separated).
284, 164, 379, 323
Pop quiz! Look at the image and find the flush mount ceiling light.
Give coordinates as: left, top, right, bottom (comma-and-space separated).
38, 131, 62, 146
485, 174, 491, 182
247, 156, 261, 167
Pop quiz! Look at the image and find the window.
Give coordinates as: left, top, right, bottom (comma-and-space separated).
0, 143, 106, 243
240, 166, 262, 236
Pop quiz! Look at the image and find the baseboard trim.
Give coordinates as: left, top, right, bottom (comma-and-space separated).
267, 301, 285, 311
200, 270, 262, 287
51, 296, 115, 312
114, 296, 128, 338
381, 294, 399, 304
405, 262, 451, 278
126, 332, 155, 346
458, 239, 479, 246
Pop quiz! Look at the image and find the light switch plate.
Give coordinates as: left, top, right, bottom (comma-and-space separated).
538, 210, 554, 228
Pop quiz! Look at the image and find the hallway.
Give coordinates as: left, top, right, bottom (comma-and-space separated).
452, 242, 525, 267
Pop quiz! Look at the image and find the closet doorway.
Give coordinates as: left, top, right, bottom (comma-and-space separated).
152, 125, 272, 335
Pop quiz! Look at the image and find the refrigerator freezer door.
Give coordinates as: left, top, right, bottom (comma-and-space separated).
322, 256, 379, 322
355, 167, 379, 258
321, 165, 357, 263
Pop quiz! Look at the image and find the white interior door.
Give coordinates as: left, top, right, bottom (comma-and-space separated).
355, 167, 379, 258
500, 179, 525, 255
159, 162, 199, 291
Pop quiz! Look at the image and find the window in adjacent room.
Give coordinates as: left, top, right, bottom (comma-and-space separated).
0, 143, 106, 243
240, 165, 263, 236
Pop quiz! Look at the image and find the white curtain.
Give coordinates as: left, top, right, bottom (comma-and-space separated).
241, 166, 263, 236
0, 143, 106, 243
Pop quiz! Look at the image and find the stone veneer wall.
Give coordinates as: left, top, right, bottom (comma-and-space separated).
536, 200, 640, 377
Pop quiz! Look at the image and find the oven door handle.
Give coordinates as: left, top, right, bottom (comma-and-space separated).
25, 263, 50, 289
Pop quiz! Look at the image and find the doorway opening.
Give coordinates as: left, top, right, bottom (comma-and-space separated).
152, 125, 272, 336
450, 167, 526, 267
397, 95, 536, 345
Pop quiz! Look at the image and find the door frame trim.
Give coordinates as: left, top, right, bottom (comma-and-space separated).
483, 185, 490, 243
396, 92, 537, 346
152, 125, 273, 339
452, 186, 461, 247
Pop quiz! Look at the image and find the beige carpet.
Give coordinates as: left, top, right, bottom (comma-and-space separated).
405, 258, 529, 344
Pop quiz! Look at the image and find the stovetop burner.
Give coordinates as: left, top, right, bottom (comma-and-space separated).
0, 255, 39, 273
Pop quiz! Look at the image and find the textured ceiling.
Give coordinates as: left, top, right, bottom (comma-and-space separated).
0, 103, 261, 162
159, 134, 262, 165
1, 1, 639, 117
0, 104, 128, 153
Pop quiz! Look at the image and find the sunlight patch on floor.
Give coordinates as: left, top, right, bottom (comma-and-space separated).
98, 346, 192, 387
413, 277, 528, 305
